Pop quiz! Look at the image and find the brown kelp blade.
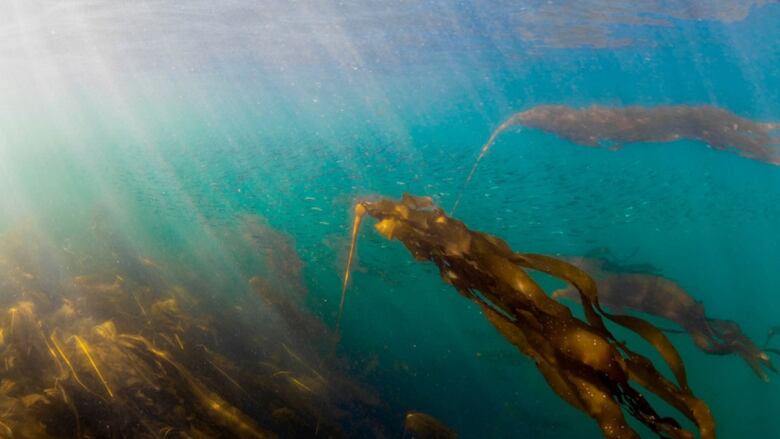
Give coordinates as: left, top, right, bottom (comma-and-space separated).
622, 353, 715, 439
512, 253, 690, 392
480, 303, 587, 413
554, 267, 774, 382
607, 313, 691, 390
351, 194, 714, 439
508, 255, 710, 436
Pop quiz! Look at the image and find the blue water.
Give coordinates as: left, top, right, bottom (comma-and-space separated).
2, 1, 780, 437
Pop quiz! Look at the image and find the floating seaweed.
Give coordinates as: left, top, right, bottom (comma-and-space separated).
454, 105, 780, 212
341, 193, 715, 439
552, 273, 775, 381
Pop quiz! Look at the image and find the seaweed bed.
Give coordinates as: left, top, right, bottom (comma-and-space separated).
0, 214, 391, 438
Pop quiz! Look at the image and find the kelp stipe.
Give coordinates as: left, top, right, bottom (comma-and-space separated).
336, 203, 366, 333
451, 114, 524, 214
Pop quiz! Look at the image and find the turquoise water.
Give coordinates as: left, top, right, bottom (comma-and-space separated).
2, 2, 780, 437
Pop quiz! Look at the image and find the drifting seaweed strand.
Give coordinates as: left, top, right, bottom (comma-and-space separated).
553, 272, 775, 381
509, 252, 715, 438
453, 105, 780, 211
512, 253, 690, 391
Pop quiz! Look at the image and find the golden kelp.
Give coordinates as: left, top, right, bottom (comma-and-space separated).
454, 105, 780, 212
552, 272, 775, 382
0, 216, 387, 438
342, 193, 715, 439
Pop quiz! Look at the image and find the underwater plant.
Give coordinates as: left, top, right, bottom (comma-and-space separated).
340, 193, 715, 439
552, 273, 776, 382
403, 411, 458, 439
0, 217, 390, 438
453, 105, 780, 212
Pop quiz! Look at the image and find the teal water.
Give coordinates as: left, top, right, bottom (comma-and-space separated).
2, 2, 780, 437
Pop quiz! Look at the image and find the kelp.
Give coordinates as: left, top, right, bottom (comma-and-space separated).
765, 325, 780, 349
552, 273, 775, 382
337, 204, 367, 333
341, 193, 715, 439
453, 105, 780, 212
403, 411, 458, 439
0, 217, 389, 438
